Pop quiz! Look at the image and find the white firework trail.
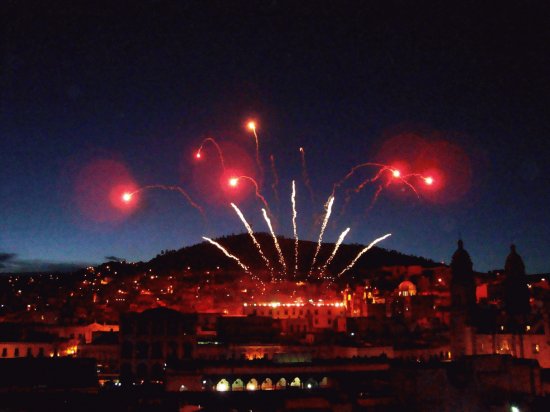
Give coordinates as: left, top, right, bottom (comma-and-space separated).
231, 203, 273, 274
318, 227, 351, 277
309, 196, 335, 276
291, 180, 299, 275
202, 237, 249, 273
262, 208, 287, 277
337, 233, 392, 277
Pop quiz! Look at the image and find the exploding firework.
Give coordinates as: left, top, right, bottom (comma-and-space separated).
202, 237, 249, 273
262, 208, 287, 277
229, 175, 272, 216
196, 137, 226, 171
121, 184, 205, 221
309, 196, 335, 277
117, 118, 442, 293
231, 202, 273, 276
318, 227, 350, 277
337, 233, 392, 277
291, 180, 299, 276
247, 120, 264, 180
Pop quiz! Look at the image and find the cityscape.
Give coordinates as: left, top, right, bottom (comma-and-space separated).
2, 1, 550, 411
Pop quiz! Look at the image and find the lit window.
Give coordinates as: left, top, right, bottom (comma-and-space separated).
533, 344, 540, 354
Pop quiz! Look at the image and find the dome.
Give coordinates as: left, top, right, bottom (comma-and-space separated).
398, 280, 416, 296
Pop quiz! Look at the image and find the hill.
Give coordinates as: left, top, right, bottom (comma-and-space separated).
146, 233, 440, 277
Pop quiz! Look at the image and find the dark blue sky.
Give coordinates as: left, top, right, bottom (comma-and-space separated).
2, 1, 550, 273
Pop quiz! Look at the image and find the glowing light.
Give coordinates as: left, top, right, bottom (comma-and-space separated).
424, 176, 434, 185
392, 169, 401, 178
291, 181, 299, 276
231, 203, 273, 274
319, 227, 351, 277
122, 185, 205, 221
229, 177, 239, 187
202, 237, 249, 273
216, 381, 229, 392
262, 208, 287, 276
195, 151, 201, 159
338, 233, 392, 277
195, 137, 226, 171
309, 196, 335, 277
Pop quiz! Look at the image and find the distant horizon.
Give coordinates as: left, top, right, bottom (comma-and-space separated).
1, 232, 545, 275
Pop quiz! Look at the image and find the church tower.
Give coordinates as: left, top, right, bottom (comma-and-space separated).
450, 239, 476, 358
503, 244, 530, 319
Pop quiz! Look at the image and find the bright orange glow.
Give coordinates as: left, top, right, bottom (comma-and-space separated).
122, 192, 132, 202
424, 176, 434, 185
392, 169, 401, 178
229, 177, 239, 187
195, 151, 201, 159
299, 147, 304, 152
247, 121, 256, 131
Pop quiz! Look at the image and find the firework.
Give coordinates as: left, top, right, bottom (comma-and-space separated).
309, 196, 335, 276
229, 175, 272, 216
318, 227, 351, 277
247, 120, 264, 180
196, 137, 226, 171
262, 208, 287, 277
202, 237, 249, 273
269, 154, 280, 205
291, 180, 299, 275
337, 233, 392, 277
299, 147, 315, 203
230, 203, 273, 275
121, 184, 205, 221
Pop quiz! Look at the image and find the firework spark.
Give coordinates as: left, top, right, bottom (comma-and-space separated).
337, 233, 392, 277
269, 154, 280, 205
122, 184, 205, 221
262, 208, 287, 277
291, 180, 299, 276
247, 121, 264, 180
230, 203, 273, 274
229, 175, 272, 217
309, 196, 335, 276
299, 147, 315, 203
196, 137, 226, 171
202, 237, 249, 273
318, 227, 351, 277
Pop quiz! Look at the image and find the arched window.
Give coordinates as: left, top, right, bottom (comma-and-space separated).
290, 377, 301, 387
261, 378, 273, 390
246, 378, 258, 391
216, 379, 229, 392
232, 378, 244, 391
275, 378, 286, 389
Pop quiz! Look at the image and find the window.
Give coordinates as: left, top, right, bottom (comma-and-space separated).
1, 348, 6, 357
533, 343, 540, 354
284, 310, 288, 315
14, 348, 19, 357
38, 347, 44, 357
26, 347, 32, 357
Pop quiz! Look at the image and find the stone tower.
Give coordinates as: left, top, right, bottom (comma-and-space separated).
503, 244, 531, 319
450, 239, 476, 358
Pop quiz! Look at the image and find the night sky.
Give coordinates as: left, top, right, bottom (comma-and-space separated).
2, 1, 550, 273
